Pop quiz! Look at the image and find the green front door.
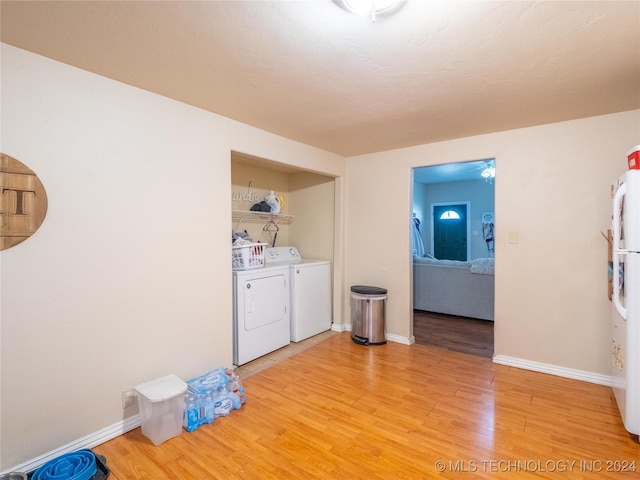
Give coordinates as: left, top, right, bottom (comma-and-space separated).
433, 204, 467, 261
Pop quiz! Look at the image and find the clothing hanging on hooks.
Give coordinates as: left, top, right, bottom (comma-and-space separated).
412, 213, 425, 257
482, 215, 494, 254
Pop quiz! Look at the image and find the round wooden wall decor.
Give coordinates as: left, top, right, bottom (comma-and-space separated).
1, 153, 48, 251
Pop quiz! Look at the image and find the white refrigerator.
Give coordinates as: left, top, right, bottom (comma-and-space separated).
611, 167, 640, 436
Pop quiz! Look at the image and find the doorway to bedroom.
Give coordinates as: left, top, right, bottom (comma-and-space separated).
412, 159, 496, 357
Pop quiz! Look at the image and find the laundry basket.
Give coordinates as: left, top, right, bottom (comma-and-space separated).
232, 242, 267, 270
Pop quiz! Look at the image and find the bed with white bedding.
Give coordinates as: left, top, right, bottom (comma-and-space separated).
413, 256, 495, 321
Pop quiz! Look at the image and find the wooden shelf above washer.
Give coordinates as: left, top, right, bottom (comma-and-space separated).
232, 210, 294, 225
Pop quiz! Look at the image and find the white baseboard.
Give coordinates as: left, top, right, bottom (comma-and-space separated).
492, 354, 614, 386
331, 324, 414, 345
3, 414, 140, 475
331, 323, 350, 333
386, 333, 414, 345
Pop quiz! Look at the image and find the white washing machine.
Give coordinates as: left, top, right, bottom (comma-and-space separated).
264, 246, 332, 342
233, 264, 290, 365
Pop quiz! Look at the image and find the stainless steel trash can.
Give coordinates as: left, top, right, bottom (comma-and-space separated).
350, 285, 387, 345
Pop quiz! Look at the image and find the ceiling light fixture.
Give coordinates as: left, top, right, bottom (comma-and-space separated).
341, 0, 403, 22
481, 161, 496, 184
481, 167, 495, 179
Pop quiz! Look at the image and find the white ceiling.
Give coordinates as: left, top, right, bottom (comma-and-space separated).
1, 1, 639, 157
414, 159, 494, 184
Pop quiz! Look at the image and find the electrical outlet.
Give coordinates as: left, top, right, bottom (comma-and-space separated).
122, 389, 137, 409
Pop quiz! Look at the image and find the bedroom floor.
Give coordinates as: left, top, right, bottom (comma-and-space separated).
413, 310, 494, 358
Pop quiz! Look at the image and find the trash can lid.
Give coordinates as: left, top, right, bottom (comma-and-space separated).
351, 285, 387, 295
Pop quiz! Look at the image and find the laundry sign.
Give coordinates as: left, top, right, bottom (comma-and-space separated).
232, 180, 261, 203
0, 153, 48, 250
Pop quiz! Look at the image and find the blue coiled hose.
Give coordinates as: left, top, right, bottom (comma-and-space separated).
31, 449, 97, 480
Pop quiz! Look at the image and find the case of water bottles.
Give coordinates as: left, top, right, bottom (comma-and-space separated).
183, 367, 246, 432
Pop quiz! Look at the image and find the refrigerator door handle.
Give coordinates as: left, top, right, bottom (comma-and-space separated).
613, 181, 627, 319
613, 251, 627, 320
613, 181, 626, 252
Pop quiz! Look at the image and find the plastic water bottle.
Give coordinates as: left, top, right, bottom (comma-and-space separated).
183, 393, 200, 432
199, 392, 215, 425
213, 387, 233, 417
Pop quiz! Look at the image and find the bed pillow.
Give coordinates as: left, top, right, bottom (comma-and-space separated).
413, 257, 471, 267
470, 258, 495, 275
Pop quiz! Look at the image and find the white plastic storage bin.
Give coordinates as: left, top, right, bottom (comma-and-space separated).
135, 374, 187, 445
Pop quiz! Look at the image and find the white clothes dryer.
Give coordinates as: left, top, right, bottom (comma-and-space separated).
264, 247, 332, 342
233, 264, 290, 365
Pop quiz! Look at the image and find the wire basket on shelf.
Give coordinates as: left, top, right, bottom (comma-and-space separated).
232, 242, 267, 271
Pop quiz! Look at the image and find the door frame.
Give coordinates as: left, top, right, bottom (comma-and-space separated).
430, 201, 471, 260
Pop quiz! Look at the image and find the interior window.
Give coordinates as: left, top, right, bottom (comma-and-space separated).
439, 210, 460, 220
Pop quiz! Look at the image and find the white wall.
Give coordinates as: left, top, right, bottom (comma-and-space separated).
289, 171, 335, 262
345, 110, 640, 366
0, 44, 345, 471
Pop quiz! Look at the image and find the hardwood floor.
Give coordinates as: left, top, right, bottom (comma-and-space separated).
414, 310, 494, 358
94, 332, 639, 479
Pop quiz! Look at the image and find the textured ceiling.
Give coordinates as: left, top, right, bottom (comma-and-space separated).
1, 0, 639, 157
